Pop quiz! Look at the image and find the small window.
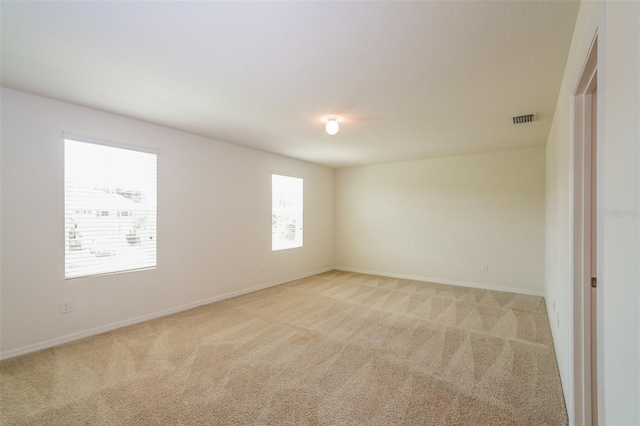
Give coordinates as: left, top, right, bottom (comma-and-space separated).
65, 137, 157, 278
272, 174, 303, 251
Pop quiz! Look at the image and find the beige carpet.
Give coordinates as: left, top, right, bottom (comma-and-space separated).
1, 271, 567, 425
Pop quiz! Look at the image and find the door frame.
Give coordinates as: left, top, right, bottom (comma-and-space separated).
571, 29, 599, 426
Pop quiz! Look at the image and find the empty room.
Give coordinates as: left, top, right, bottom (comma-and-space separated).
1, 1, 638, 425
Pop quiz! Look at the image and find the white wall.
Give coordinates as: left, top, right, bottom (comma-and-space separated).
334, 146, 545, 295
599, 1, 639, 423
0, 88, 334, 357
546, 0, 640, 424
544, 2, 598, 420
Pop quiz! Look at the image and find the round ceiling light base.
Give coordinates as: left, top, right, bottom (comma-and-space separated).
325, 116, 339, 136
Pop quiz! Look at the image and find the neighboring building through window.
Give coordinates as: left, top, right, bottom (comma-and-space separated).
64, 137, 157, 278
272, 174, 303, 251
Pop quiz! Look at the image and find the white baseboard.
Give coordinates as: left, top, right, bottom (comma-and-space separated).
545, 296, 572, 425
335, 266, 546, 298
0, 265, 544, 361
0, 267, 333, 361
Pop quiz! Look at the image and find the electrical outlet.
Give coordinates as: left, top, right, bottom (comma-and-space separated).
60, 300, 72, 314
480, 264, 489, 272
356, 253, 361, 260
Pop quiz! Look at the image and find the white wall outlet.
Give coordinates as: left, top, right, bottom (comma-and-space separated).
60, 299, 72, 314
356, 253, 361, 260
480, 264, 489, 272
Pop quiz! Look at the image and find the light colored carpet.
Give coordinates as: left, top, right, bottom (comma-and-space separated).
1, 270, 567, 425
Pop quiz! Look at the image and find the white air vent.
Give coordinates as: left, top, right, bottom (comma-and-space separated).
513, 114, 535, 124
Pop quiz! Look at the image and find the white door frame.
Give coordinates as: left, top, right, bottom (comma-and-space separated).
571, 28, 599, 426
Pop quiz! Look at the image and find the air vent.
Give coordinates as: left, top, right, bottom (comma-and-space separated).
513, 114, 535, 124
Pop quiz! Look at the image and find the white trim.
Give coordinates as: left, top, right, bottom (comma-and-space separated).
63, 131, 158, 155
335, 266, 546, 297
562, 86, 577, 426
570, 9, 599, 94
0, 267, 333, 361
1, 265, 550, 361
553, 7, 600, 426
270, 170, 303, 180
569, 15, 599, 426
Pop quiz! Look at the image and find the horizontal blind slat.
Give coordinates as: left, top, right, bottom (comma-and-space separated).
272, 174, 303, 251
65, 138, 157, 279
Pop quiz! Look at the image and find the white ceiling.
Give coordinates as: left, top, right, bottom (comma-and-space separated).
1, 1, 579, 168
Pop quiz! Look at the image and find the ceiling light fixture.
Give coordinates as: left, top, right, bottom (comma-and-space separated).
325, 116, 339, 136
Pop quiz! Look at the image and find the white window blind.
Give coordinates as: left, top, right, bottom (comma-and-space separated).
64, 138, 157, 278
272, 174, 303, 251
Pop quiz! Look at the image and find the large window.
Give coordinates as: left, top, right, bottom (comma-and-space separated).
272, 174, 303, 251
64, 137, 157, 278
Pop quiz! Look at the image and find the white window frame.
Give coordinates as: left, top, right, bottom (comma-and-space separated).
272, 173, 303, 251
64, 134, 157, 279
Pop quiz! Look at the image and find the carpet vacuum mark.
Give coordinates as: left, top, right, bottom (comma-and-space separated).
0, 271, 567, 425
